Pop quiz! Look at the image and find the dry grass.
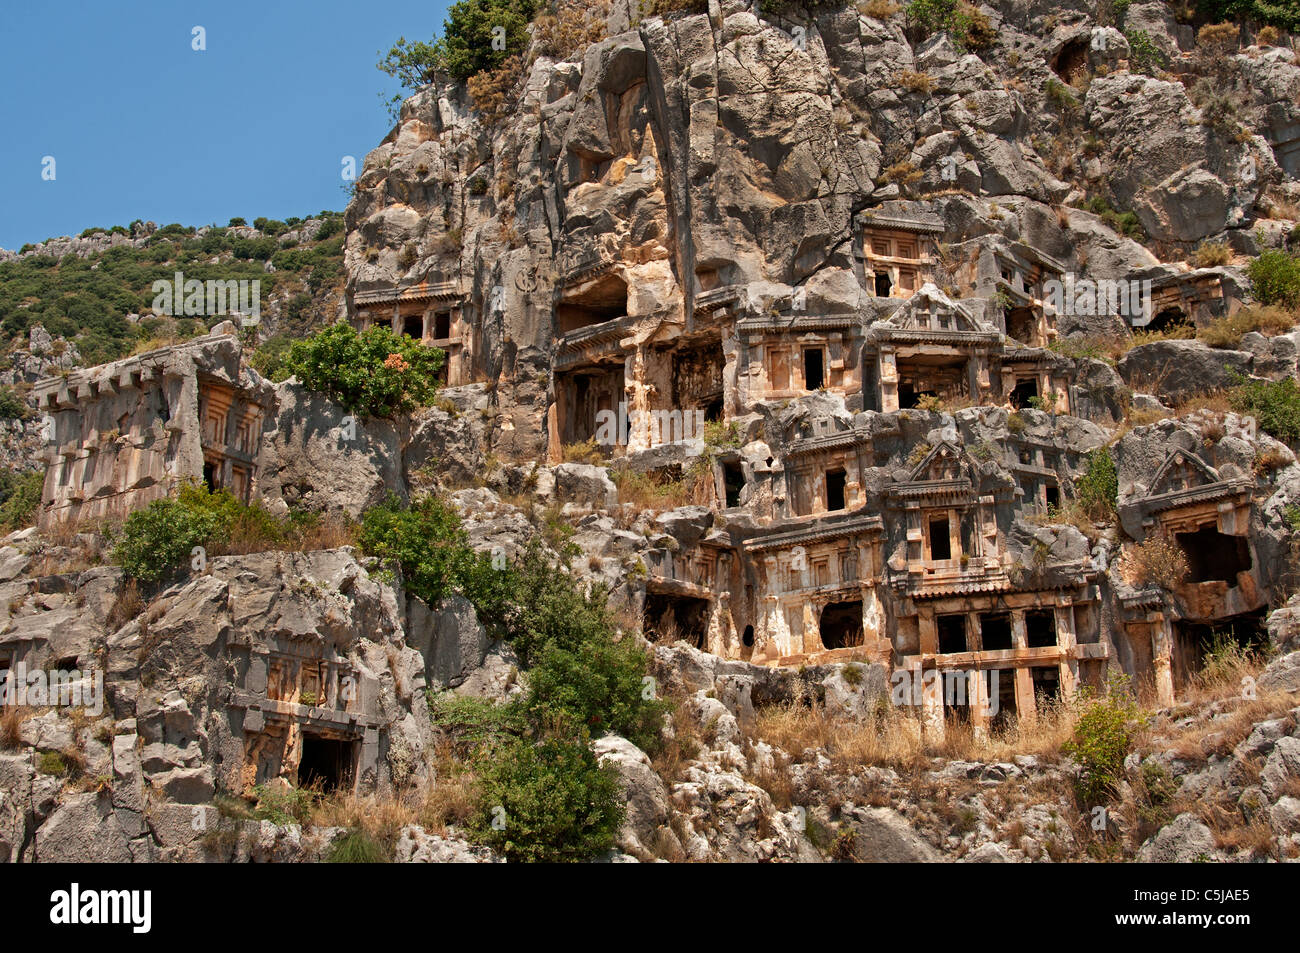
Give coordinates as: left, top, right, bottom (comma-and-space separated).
753, 694, 1078, 773
859, 0, 901, 16
1197, 304, 1297, 349
310, 742, 480, 851
612, 466, 711, 510
894, 70, 935, 94
1119, 534, 1188, 590
879, 161, 923, 186
1191, 241, 1233, 267
561, 438, 606, 465
0, 706, 26, 749
105, 580, 145, 633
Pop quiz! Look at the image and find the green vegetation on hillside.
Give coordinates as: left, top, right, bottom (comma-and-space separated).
0, 214, 344, 367
359, 494, 667, 861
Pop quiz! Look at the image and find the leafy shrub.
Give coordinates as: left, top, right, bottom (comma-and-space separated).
1248, 250, 1300, 308
284, 322, 444, 418
1196, 0, 1299, 32
0, 469, 44, 531
1229, 374, 1300, 444
112, 482, 290, 582
358, 493, 488, 607
113, 492, 228, 583
0, 387, 31, 421
1078, 195, 1144, 240
906, 0, 995, 49
1125, 29, 1167, 74
380, 0, 540, 87
469, 736, 624, 862
1075, 448, 1118, 521
523, 636, 668, 751
1062, 680, 1144, 802
250, 333, 295, 382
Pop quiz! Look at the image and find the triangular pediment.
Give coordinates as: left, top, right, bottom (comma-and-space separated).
887, 283, 985, 333
1147, 449, 1220, 498
908, 440, 974, 483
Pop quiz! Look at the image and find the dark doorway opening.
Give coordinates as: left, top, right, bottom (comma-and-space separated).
1148, 307, 1189, 334
202, 461, 218, 491
723, 461, 745, 508
943, 670, 972, 724
644, 593, 711, 649
991, 669, 1017, 731
1030, 666, 1060, 705
874, 272, 892, 297
820, 600, 864, 649
1009, 378, 1039, 409
1005, 307, 1037, 344
899, 382, 934, 410
433, 311, 451, 340
826, 468, 847, 512
937, 614, 967, 654
1176, 526, 1252, 584
704, 396, 724, 423
403, 315, 424, 340
1044, 484, 1060, 509
1026, 610, 1057, 648
929, 516, 951, 560
980, 613, 1013, 651
804, 348, 825, 390
1171, 609, 1267, 690
298, 733, 355, 793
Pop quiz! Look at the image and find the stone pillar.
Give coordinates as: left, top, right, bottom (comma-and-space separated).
969, 666, 991, 739
879, 347, 899, 412
1152, 613, 1175, 707
1055, 603, 1079, 697
391, 303, 401, 335
922, 666, 945, 739
803, 600, 820, 655
1014, 667, 1037, 727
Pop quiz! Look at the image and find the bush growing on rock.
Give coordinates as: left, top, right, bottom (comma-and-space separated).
113, 491, 230, 583
468, 735, 624, 862
1063, 678, 1145, 803
0, 469, 43, 531
358, 493, 490, 607
1229, 375, 1300, 444
113, 482, 303, 582
283, 322, 444, 418
523, 636, 669, 751
1074, 447, 1118, 521
1247, 249, 1300, 309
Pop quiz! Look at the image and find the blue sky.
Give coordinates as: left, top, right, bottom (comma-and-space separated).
0, 0, 452, 250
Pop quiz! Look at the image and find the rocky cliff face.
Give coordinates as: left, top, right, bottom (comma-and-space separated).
5, 0, 1300, 863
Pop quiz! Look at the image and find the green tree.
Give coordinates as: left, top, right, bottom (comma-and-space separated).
284, 322, 443, 418
469, 735, 624, 862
